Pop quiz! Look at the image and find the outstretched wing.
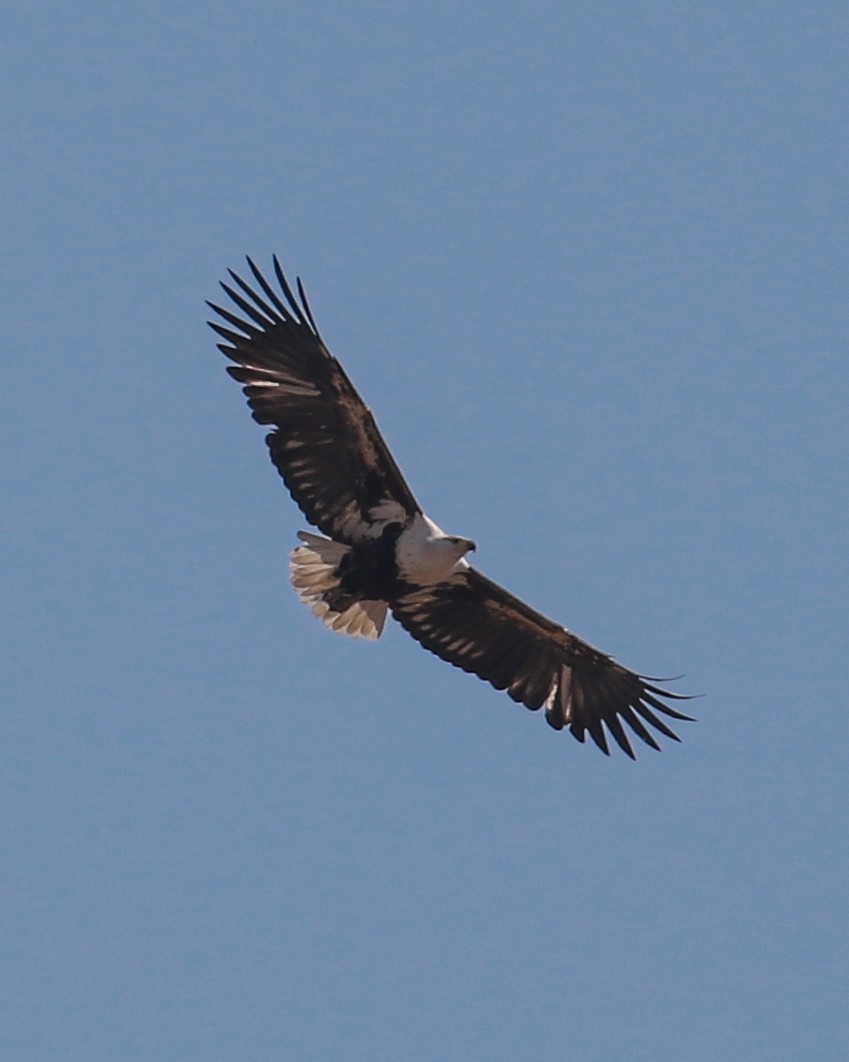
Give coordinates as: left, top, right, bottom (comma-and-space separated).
391, 567, 693, 758
209, 257, 420, 542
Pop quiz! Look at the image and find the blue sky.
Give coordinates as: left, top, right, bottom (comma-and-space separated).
3, 3, 848, 1059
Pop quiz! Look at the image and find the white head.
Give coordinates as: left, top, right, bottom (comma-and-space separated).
396, 515, 477, 583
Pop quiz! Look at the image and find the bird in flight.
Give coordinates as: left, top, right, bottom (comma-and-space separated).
209, 257, 692, 758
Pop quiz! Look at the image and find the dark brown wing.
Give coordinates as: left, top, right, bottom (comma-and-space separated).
391, 567, 693, 758
209, 257, 420, 542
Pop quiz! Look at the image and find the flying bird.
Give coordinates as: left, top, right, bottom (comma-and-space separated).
209, 257, 692, 758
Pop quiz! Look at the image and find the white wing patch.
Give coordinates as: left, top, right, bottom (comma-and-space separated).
544, 664, 573, 721
242, 367, 321, 397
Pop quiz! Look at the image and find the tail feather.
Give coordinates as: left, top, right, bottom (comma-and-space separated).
289, 531, 387, 640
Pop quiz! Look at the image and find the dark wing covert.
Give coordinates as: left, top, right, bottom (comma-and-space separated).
208, 257, 420, 542
391, 567, 693, 758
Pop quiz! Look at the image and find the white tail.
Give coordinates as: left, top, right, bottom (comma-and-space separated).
289, 531, 388, 640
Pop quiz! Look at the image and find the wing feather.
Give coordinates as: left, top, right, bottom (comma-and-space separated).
391, 567, 693, 757
209, 257, 420, 542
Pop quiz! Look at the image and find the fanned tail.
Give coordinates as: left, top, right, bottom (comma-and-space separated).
289, 531, 388, 640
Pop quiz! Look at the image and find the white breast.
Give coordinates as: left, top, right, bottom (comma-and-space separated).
395, 514, 471, 584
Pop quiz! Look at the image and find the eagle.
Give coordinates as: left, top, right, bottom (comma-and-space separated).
209, 256, 693, 758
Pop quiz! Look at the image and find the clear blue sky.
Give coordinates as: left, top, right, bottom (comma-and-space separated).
3, 3, 847, 1059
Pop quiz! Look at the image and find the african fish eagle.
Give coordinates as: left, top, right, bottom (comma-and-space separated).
208, 257, 692, 758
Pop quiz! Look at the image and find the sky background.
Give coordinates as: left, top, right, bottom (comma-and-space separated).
3, 3, 848, 1059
